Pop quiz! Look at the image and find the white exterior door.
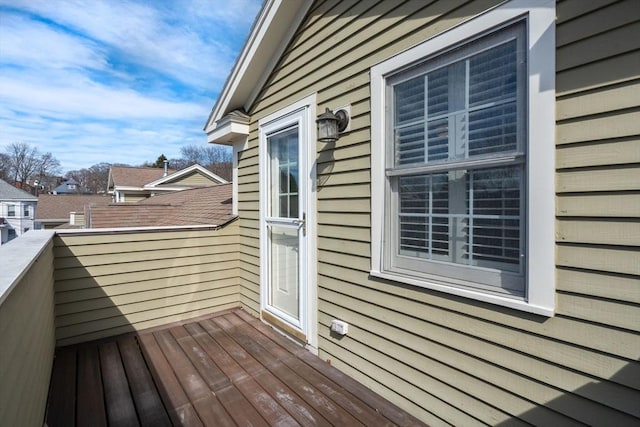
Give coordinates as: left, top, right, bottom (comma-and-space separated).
259, 96, 316, 349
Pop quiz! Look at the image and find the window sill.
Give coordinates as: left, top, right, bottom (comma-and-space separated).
370, 269, 555, 317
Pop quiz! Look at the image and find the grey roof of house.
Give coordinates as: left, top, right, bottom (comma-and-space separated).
0, 178, 38, 201
52, 178, 90, 194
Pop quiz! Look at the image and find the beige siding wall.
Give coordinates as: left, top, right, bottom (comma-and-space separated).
122, 193, 147, 203
237, 0, 640, 424
166, 171, 217, 185
54, 222, 240, 346
0, 234, 56, 427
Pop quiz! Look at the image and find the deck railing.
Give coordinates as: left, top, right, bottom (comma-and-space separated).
0, 231, 56, 427
0, 221, 240, 427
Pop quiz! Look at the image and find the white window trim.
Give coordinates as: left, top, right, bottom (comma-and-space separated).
370, 0, 555, 316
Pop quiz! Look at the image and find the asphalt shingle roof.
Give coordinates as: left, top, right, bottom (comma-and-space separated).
90, 183, 233, 228
109, 166, 176, 187
35, 194, 111, 220
0, 178, 38, 201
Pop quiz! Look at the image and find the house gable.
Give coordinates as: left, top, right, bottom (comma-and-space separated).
145, 164, 227, 188
204, 0, 312, 137
107, 164, 225, 202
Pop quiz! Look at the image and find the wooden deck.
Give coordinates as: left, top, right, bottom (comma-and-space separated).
46, 308, 425, 426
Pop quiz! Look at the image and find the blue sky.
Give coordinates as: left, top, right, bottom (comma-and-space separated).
0, 0, 262, 171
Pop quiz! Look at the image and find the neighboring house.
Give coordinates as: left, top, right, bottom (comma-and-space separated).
35, 194, 111, 229
89, 183, 233, 228
51, 177, 89, 195
107, 163, 228, 203
205, 0, 639, 424
0, 178, 38, 244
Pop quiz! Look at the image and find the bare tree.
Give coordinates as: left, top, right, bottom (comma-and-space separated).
36, 152, 61, 183
66, 162, 112, 194
209, 161, 232, 181
179, 144, 232, 181
3, 143, 62, 194
6, 142, 40, 184
168, 157, 189, 171
0, 153, 10, 181
204, 145, 231, 163
179, 144, 202, 166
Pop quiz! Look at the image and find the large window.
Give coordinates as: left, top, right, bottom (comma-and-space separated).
7, 205, 15, 217
370, 1, 555, 315
390, 23, 526, 295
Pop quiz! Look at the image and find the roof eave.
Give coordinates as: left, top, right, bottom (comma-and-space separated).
145, 164, 228, 187
142, 186, 190, 192
1, 197, 38, 202
112, 186, 145, 191
204, 0, 312, 136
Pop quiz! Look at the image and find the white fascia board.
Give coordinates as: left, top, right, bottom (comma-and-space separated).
145, 164, 228, 187
3, 197, 38, 202
204, 0, 312, 133
113, 186, 145, 192
141, 186, 189, 192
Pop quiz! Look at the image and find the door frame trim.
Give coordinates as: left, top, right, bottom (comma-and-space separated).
258, 93, 317, 352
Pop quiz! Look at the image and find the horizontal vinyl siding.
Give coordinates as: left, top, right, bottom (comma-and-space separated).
237, 141, 261, 314
166, 171, 215, 185
53, 223, 240, 346
237, 0, 640, 425
123, 194, 146, 203
0, 238, 56, 427
555, 0, 640, 327
551, 0, 640, 420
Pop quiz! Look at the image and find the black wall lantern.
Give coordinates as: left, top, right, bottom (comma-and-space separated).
316, 108, 349, 143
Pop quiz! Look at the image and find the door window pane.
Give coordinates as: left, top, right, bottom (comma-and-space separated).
269, 128, 299, 218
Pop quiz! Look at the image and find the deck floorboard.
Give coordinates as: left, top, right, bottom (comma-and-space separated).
76, 344, 107, 427
46, 308, 426, 426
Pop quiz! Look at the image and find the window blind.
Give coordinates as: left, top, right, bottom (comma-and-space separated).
390, 24, 526, 288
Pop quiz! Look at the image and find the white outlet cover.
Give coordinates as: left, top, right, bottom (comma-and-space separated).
331, 319, 349, 335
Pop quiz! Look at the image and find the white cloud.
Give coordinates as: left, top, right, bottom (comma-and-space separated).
0, 115, 206, 171
0, 14, 108, 71
0, 0, 257, 89
0, 72, 204, 120
0, 0, 262, 172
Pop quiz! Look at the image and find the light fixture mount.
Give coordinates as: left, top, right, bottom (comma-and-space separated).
316, 107, 349, 143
